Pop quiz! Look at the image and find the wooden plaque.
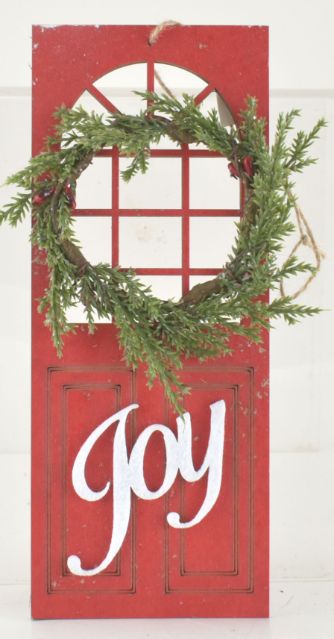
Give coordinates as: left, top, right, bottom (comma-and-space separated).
31, 24, 269, 619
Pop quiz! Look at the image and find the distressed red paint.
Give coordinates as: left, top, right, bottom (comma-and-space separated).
31, 24, 269, 619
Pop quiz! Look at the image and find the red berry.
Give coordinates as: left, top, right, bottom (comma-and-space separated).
228, 162, 240, 179
33, 172, 55, 205
38, 171, 52, 182
242, 155, 254, 178
32, 193, 45, 206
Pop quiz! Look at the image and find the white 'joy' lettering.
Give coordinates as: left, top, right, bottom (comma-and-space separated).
67, 400, 226, 576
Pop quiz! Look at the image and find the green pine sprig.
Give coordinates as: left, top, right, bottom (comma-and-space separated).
0, 93, 326, 411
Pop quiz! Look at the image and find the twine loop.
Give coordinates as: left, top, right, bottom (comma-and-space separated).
280, 190, 324, 300
148, 20, 181, 46
148, 21, 182, 98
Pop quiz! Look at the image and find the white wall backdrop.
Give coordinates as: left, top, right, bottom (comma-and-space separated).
0, 0, 333, 612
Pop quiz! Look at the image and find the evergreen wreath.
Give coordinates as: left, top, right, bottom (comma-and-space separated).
0, 92, 326, 410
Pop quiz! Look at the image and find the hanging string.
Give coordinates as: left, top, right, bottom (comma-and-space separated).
279, 190, 325, 299
153, 67, 176, 99
148, 21, 181, 98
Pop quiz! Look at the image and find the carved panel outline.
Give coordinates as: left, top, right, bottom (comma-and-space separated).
46, 365, 137, 595
164, 365, 254, 594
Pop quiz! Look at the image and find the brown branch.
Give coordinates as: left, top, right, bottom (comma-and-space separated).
60, 239, 90, 275
180, 276, 223, 306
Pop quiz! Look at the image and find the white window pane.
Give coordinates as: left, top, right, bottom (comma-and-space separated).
71, 89, 112, 119
190, 217, 238, 268
72, 216, 112, 264
154, 63, 207, 98
197, 91, 234, 125
66, 216, 112, 324
93, 63, 147, 115
76, 158, 112, 209
150, 135, 179, 151
119, 158, 181, 209
188, 92, 234, 149
119, 217, 182, 268
190, 158, 240, 210
106, 94, 146, 116
140, 276, 182, 301
94, 63, 147, 89
189, 275, 214, 288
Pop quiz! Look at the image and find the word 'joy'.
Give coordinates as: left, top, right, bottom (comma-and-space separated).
67, 400, 226, 576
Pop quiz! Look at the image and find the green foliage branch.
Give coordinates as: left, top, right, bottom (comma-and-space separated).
0, 92, 326, 410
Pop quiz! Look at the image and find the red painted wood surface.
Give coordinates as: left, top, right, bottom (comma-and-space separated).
31, 24, 269, 619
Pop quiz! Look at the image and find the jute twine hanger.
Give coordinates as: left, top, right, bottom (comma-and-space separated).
279, 190, 325, 299
148, 21, 324, 300
148, 21, 182, 99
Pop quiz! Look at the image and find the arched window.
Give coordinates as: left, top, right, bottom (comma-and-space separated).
67, 63, 240, 322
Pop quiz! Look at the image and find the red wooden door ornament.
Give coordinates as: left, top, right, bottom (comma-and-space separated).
31, 24, 269, 619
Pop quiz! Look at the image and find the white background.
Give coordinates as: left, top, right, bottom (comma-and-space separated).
0, 1, 334, 637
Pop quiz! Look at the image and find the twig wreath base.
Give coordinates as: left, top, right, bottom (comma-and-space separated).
0, 92, 326, 410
